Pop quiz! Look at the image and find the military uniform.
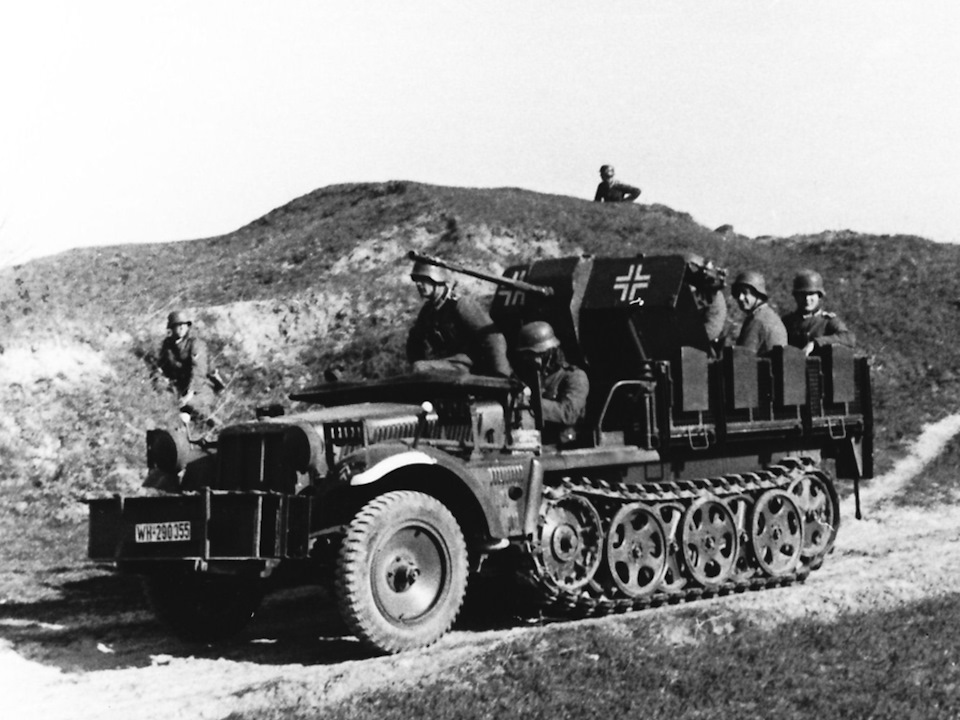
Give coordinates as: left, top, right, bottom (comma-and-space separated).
782, 309, 856, 350
406, 293, 512, 377
737, 303, 788, 355
594, 180, 641, 203
541, 363, 590, 426
694, 290, 728, 343
159, 333, 216, 416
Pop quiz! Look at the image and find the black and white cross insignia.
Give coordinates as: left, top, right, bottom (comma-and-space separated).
496, 269, 528, 306
613, 263, 651, 303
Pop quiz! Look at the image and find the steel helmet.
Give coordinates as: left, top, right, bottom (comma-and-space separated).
517, 321, 560, 354
167, 310, 192, 327
600, 164, 614, 177
793, 269, 825, 296
731, 270, 768, 300
410, 259, 449, 284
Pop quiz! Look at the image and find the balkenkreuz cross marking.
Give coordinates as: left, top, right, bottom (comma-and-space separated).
496, 269, 529, 306
613, 264, 651, 303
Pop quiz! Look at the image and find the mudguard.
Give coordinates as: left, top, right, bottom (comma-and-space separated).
335, 442, 532, 539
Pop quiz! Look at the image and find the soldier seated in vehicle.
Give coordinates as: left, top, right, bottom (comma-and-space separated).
781, 269, 856, 356
514, 321, 589, 443
683, 252, 728, 350
732, 270, 787, 355
406, 258, 512, 378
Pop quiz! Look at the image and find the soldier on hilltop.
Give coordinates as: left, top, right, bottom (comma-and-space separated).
593, 164, 641, 203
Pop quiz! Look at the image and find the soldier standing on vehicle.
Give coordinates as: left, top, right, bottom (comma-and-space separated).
683, 252, 728, 346
781, 269, 856, 355
515, 321, 589, 439
158, 310, 218, 426
406, 259, 512, 377
593, 164, 641, 203
732, 271, 787, 355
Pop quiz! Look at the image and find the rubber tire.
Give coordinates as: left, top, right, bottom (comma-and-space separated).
142, 573, 263, 642
336, 490, 468, 654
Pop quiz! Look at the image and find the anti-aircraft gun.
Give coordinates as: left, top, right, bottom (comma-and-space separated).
87, 250, 873, 655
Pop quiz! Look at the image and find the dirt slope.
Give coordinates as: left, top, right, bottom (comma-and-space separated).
3, 416, 960, 720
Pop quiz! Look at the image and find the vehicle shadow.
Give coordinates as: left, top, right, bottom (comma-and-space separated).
0, 565, 535, 674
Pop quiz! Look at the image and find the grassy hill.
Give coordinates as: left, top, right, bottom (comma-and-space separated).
1, 180, 959, 598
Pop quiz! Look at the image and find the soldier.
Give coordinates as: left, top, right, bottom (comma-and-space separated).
683, 252, 728, 345
782, 269, 856, 355
732, 270, 787, 355
593, 164, 641, 203
515, 321, 589, 438
158, 310, 218, 425
406, 259, 512, 377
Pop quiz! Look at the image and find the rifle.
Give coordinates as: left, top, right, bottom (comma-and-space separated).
407, 251, 554, 297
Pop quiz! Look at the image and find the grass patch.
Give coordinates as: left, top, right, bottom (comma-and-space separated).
244, 594, 960, 720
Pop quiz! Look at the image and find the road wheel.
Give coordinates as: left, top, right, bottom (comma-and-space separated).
336, 491, 468, 654
142, 573, 263, 642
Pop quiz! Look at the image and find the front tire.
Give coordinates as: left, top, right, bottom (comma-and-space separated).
336, 490, 468, 654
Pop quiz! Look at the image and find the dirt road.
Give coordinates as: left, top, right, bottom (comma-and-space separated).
5, 416, 960, 720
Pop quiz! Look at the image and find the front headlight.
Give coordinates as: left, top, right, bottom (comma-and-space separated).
146, 429, 190, 473
282, 423, 324, 473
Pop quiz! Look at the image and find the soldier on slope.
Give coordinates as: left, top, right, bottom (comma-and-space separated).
158, 310, 221, 427
781, 269, 856, 355
406, 259, 512, 378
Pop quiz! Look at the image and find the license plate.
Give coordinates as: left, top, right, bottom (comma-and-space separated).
134, 521, 191, 543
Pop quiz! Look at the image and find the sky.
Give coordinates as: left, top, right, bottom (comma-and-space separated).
2, 1, 959, 267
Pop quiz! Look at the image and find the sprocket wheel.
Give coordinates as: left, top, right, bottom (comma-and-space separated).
604, 503, 668, 598
534, 492, 603, 592
751, 489, 804, 577
788, 471, 840, 566
680, 497, 739, 588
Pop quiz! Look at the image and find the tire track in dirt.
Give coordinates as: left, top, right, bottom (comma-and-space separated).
6, 414, 960, 720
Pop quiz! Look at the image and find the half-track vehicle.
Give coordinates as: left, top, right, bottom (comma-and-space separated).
88, 251, 873, 654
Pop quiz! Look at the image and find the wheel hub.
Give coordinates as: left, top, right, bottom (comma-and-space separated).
386, 553, 421, 593
550, 524, 581, 562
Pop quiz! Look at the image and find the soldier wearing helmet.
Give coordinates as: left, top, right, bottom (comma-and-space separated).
515, 321, 589, 437
406, 258, 512, 377
158, 310, 218, 425
781, 269, 856, 355
732, 270, 787, 355
683, 252, 728, 345
594, 164, 641, 203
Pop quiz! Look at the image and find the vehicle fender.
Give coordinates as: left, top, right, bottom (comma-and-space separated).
338, 443, 515, 538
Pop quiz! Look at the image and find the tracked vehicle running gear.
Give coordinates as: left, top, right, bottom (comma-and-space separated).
88, 251, 872, 654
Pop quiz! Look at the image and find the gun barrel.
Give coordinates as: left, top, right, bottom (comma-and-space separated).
407, 251, 553, 296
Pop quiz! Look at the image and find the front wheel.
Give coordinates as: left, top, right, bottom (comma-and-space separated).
335, 491, 468, 654
142, 573, 264, 642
